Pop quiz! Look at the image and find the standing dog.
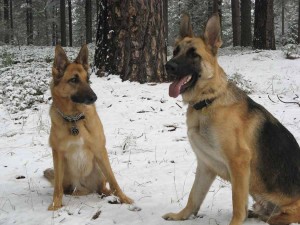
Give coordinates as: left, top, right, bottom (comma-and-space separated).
44, 45, 133, 210
163, 14, 300, 225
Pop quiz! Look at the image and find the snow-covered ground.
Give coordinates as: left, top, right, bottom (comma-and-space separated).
0, 45, 299, 225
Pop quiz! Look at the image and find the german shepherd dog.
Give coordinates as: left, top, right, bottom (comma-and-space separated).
163, 14, 300, 225
44, 45, 133, 210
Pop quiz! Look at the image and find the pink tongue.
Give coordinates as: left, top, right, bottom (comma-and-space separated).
169, 76, 188, 98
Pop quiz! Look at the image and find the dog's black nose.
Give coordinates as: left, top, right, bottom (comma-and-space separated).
85, 94, 97, 104
89, 94, 97, 104
165, 61, 178, 74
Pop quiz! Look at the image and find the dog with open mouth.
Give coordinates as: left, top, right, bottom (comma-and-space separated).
163, 13, 300, 225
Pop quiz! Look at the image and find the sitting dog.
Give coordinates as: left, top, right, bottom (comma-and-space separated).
44, 45, 133, 210
163, 13, 300, 225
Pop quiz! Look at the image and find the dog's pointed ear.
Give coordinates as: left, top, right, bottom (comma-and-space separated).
53, 45, 69, 79
75, 44, 89, 71
204, 13, 222, 54
179, 13, 193, 40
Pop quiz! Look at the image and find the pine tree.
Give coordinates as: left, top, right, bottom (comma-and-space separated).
231, 0, 241, 46
60, 0, 66, 46
68, 0, 72, 47
298, 0, 300, 43
4, 0, 9, 43
85, 0, 92, 44
52, 4, 58, 46
253, 0, 276, 49
26, 0, 33, 45
241, 0, 252, 46
9, 0, 13, 42
95, 0, 169, 83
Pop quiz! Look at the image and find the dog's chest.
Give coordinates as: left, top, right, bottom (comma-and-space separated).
187, 114, 230, 180
64, 137, 94, 177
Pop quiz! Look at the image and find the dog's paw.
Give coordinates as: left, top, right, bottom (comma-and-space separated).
267, 213, 291, 225
119, 194, 134, 204
162, 212, 187, 221
280, 205, 297, 214
71, 189, 90, 196
48, 202, 63, 211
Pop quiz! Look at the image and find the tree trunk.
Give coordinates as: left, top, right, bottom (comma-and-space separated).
208, 0, 220, 17
9, 0, 13, 42
94, 0, 169, 83
52, 5, 58, 46
52, 6, 56, 46
218, 0, 222, 35
68, 0, 72, 47
26, 0, 33, 45
95, 0, 117, 75
164, 0, 168, 45
4, 0, 9, 43
0, 0, 2, 42
253, 0, 276, 49
241, 0, 252, 46
60, 0, 66, 46
231, 0, 241, 46
96, 0, 100, 24
45, 7, 49, 45
85, 0, 92, 44
298, 0, 300, 44
282, 0, 284, 36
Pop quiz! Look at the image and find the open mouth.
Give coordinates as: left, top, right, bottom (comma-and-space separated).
169, 75, 194, 98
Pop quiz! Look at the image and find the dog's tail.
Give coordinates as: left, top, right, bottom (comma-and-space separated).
44, 168, 54, 186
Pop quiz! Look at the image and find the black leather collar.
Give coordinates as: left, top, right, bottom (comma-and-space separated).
192, 98, 215, 110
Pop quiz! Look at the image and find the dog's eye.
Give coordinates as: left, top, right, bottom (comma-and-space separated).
173, 46, 180, 56
69, 77, 79, 84
187, 48, 199, 58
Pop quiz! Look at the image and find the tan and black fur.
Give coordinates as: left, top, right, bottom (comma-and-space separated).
44, 45, 133, 210
163, 14, 300, 225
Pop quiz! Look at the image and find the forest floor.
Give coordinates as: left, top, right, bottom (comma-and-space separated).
0, 45, 300, 225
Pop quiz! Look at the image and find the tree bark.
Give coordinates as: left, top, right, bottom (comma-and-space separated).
9, 0, 13, 42
52, 6, 56, 46
0, 0, 2, 42
96, 0, 100, 27
231, 0, 241, 46
208, 0, 221, 17
282, 0, 284, 36
94, 0, 116, 74
241, 0, 252, 46
95, 0, 169, 83
52, 5, 58, 46
4, 0, 9, 43
253, 0, 276, 49
164, 0, 168, 45
85, 0, 92, 44
298, 0, 300, 44
218, 0, 223, 35
26, 0, 33, 45
45, 6, 49, 45
68, 0, 72, 46
60, 0, 66, 46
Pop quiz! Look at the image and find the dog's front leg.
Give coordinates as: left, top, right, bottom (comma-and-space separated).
228, 151, 251, 225
163, 162, 216, 220
48, 149, 64, 211
163, 127, 216, 220
95, 148, 133, 204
